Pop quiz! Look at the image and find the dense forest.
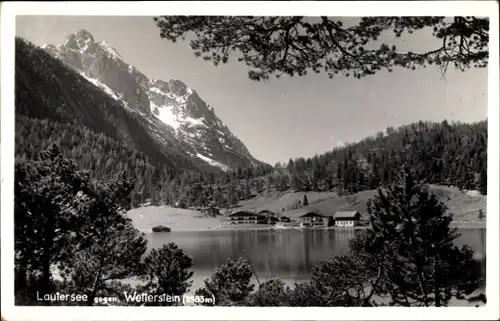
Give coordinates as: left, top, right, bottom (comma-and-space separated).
279, 120, 488, 195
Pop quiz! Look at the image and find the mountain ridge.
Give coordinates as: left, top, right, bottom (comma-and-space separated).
40, 29, 265, 171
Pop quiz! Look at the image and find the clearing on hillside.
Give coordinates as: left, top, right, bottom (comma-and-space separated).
236, 186, 486, 225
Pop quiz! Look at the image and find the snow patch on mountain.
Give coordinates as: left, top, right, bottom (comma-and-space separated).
80, 73, 121, 103
185, 116, 206, 127
196, 153, 230, 172
150, 87, 167, 96
151, 101, 180, 130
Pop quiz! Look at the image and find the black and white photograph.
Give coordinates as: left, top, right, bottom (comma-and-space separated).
1, 2, 499, 320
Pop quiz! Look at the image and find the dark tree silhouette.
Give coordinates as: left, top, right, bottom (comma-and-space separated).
62, 219, 147, 306
247, 279, 293, 306
138, 243, 194, 306
310, 232, 385, 307
15, 144, 94, 299
14, 144, 144, 305
366, 167, 483, 306
195, 257, 254, 306
154, 16, 489, 81
303, 194, 309, 206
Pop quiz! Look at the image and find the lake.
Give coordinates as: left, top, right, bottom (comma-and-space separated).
144, 228, 486, 293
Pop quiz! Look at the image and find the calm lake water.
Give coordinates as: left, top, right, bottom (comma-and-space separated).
144, 228, 486, 292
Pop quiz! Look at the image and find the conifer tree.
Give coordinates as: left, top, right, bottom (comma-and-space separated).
15, 144, 94, 299
366, 166, 483, 306
227, 184, 238, 207
195, 258, 254, 306
478, 209, 485, 220
61, 219, 147, 306
155, 17, 489, 81
243, 180, 251, 199
14, 144, 140, 305
138, 243, 194, 306
247, 279, 292, 306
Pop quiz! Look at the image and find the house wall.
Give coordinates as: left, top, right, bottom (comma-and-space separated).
229, 215, 268, 224
334, 220, 359, 227
301, 216, 327, 227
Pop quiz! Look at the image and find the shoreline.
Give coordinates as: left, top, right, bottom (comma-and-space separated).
144, 221, 486, 234
129, 186, 486, 235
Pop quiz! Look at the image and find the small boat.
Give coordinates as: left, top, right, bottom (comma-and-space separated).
152, 225, 171, 233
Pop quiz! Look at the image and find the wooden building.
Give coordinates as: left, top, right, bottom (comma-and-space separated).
279, 216, 291, 223
258, 209, 275, 217
299, 211, 334, 227
258, 209, 278, 224
227, 210, 268, 224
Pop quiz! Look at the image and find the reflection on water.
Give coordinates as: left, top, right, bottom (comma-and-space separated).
145, 228, 486, 283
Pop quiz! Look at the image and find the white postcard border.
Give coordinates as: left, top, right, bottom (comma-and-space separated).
1, 1, 499, 320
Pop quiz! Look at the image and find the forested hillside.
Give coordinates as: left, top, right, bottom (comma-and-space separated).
15, 115, 273, 207
182, 119, 488, 209
279, 120, 488, 195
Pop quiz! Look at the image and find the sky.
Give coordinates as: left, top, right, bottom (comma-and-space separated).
16, 16, 488, 165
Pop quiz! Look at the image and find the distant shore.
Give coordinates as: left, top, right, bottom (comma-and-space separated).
128, 205, 486, 234
138, 220, 486, 234
129, 185, 486, 234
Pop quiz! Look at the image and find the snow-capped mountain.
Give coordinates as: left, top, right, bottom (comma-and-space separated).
41, 29, 262, 171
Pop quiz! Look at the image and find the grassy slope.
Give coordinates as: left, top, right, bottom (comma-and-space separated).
128, 185, 486, 232
128, 206, 222, 232
238, 190, 339, 213
238, 185, 486, 224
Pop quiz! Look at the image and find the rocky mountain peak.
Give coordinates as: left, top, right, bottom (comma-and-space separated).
64, 29, 95, 52
167, 79, 189, 96
41, 31, 264, 171
74, 29, 94, 42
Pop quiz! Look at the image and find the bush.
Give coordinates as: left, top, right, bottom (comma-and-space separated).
138, 243, 194, 306
152, 225, 171, 232
195, 257, 254, 306
247, 279, 292, 306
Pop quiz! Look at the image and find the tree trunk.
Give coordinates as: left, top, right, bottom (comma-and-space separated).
363, 266, 382, 306
409, 234, 429, 306
15, 266, 27, 291
41, 222, 54, 305
434, 254, 441, 307
87, 247, 106, 306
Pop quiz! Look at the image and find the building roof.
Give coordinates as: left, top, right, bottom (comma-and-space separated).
284, 207, 315, 218
258, 209, 274, 214
334, 211, 361, 219
299, 212, 327, 218
284, 207, 332, 218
